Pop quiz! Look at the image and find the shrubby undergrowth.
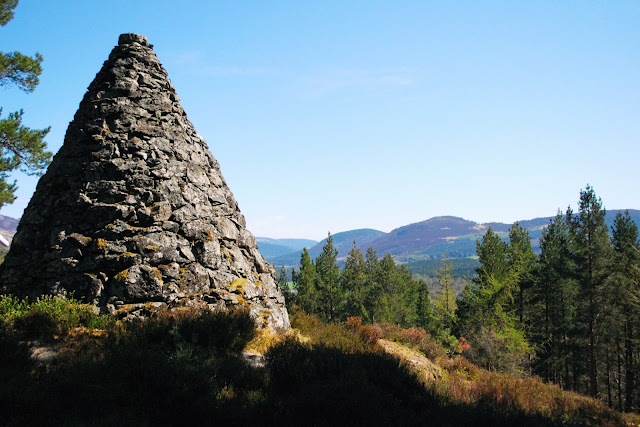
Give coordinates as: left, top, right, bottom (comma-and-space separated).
0, 296, 636, 425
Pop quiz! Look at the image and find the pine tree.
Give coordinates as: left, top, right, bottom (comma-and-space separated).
433, 256, 457, 333
416, 279, 434, 330
570, 185, 612, 398
295, 248, 317, 314
611, 211, 640, 410
278, 263, 293, 306
0, 0, 52, 207
364, 246, 381, 322
533, 212, 577, 387
341, 242, 369, 320
506, 222, 537, 324
315, 232, 342, 321
475, 226, 510, 285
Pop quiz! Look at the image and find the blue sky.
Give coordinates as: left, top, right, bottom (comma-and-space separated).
1, 1, 639, 240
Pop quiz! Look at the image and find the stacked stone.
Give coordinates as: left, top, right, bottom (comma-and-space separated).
0, 34, 289, 332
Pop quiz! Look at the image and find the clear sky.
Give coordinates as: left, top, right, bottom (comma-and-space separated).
1, 1, 639, 240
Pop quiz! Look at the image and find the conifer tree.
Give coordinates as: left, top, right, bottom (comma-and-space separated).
416, 279, 434, 330
278, 264, 293, 306
315, 233, 342, 321
458, 226, 532, 372
433, 256, 457, 333
295, 248, 317, 314
570, 185, 612, 398
533, 212, 576, 387
611, 211, 640, 410
364, 246, 381, 322
506, 222, 537, 324
0, 0, 52, 207
341, 242, 369, 320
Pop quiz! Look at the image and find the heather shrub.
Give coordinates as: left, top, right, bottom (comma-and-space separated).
3, 306, 267, 425
290, 309, 368, 353
377, 322, 446, 361
107, 307, 256, 355
265, 337, 448, 425
0, 294, 113, 340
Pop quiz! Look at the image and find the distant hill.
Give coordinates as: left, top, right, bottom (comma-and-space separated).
369, 216, 484, 259
309, 229, 387, 260
367, 210, 640, 263
0, 214, 19, 245
255, 237, 318, 259
269, 228, 386, 266
2, 209, 639, 267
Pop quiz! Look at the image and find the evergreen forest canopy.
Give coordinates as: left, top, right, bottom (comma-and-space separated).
285, 185, 640, 413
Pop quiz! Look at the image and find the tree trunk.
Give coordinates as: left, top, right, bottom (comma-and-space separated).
625, 319, 635, 411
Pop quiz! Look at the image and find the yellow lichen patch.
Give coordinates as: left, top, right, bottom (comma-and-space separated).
259, 310, 271, 327
96, 238, 109, 250
228, 277, 248, 294
205, 229, 214, 241
144, 245, 159, 251
150, 267, 163, 282
114, 268, 129, 282
220, 247, 233, 264
70, 233, 92, 246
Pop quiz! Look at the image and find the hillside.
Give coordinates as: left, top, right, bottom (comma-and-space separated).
269, 228, 386, 266
369, 216, 484, 259
0, 214, 18, 244
369, 209, 640, 263
255, 237, 318, 259
309, 228, 387, 260
2, 210, 639, 267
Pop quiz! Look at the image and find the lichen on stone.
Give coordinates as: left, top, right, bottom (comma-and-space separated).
0, 33, 290, 333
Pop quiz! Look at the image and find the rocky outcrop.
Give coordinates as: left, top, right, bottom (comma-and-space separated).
0, 34, 289, 332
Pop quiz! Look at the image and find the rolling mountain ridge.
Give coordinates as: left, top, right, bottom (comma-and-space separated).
2, 210, 639, 266
268, 209, 640, 266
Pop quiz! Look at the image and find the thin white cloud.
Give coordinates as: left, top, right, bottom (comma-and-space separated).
168, 50, 275, 77
197, 65, 275, 77
299, 67, 419, 98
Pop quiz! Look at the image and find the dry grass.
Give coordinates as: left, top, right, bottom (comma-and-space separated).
377, 339, 442, 382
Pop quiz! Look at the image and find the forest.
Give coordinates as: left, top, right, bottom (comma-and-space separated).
285, 185, 640, 413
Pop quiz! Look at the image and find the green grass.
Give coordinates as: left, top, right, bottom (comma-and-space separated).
0, 294, 113, 340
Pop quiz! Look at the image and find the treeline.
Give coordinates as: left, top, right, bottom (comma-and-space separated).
283, 234, 461, 351
456, 185, 639, 412
284, 236, 431, 328
283, 185, 639, 413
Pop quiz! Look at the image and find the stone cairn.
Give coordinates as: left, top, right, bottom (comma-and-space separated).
0, 34, 289, 332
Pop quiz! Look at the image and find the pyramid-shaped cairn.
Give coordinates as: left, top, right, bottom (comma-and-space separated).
0, 34, 289, 331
